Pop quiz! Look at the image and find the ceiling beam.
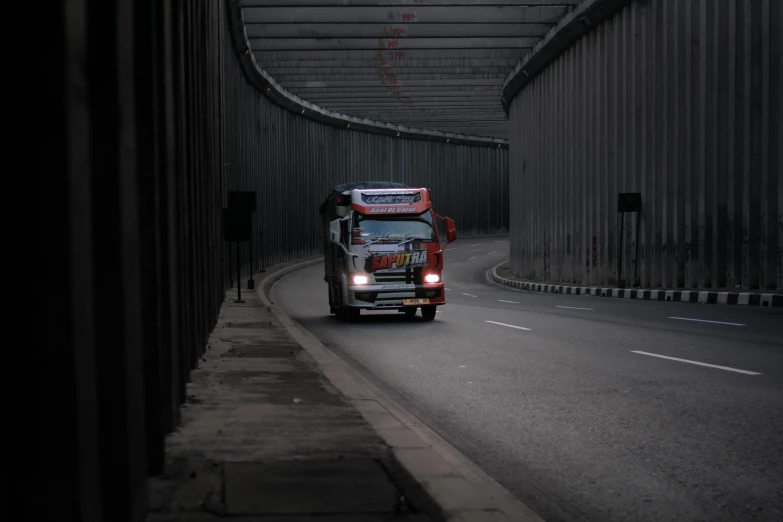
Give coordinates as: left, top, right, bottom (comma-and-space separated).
265, 68, 512, 76
258, 59, 521, 69
248, 37, 538, 51
254, 49, 526, 59
242, 6, 570, 24
288, 85, 501, 91
285, 79, 502, 87
274, 73, 508, 81
332, 112, 507, 117
245, 23, 552, 39
302, 91, 501, 98
315, 100, 502, 107
319, 102, 505, 108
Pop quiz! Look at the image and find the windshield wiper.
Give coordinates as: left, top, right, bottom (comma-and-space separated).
363, 237, 401, 247
397, 237, 418, 246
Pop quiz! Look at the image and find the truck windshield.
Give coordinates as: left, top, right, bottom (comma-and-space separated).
352, 211, 437, 244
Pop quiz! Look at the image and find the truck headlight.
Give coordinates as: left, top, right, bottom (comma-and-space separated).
424, 274, 440, 283
353, 275, 369, 285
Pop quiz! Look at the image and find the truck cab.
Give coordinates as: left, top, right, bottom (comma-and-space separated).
320, 183, 457, 321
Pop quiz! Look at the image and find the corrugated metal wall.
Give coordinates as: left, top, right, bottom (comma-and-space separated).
42, 0, 221, 520
509, 0, 781, 290
223, 27, 509, 275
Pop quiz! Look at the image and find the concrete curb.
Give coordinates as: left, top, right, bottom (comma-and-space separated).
487, 261, 783, 308
255, 259, 543, 522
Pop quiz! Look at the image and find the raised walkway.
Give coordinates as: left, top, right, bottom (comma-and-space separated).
147, 260, 539, 522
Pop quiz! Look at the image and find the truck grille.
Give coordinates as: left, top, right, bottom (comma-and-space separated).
374, 273, 407, 283
374, 269, 422, 284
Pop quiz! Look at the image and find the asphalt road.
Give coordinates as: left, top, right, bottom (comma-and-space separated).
272, 237, 783, 522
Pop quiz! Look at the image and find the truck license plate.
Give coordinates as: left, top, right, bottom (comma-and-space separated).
403, 298, 430, 305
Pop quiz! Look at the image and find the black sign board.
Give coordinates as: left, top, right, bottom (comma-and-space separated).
228, 191, 257, 212
617, 192, 642, 213
362, 192, 421, 205
224, 207, 252, 242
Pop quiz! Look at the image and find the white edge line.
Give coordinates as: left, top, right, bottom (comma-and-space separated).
463, 293, 478, 297
556, 305, 594, 311
485, 320, 532, 331
669, 316, 745, 326
499, 300, 520, 304
631, 351, 760, 375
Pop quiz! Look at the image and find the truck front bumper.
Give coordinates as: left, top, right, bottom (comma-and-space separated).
346, 283, 445, 309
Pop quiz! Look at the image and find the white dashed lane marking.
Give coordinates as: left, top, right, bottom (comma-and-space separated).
485, 320, 532, 331
556, 306, 594, 311
499, 300, 519, 304
463, 293, 478, 298
669, 316, 745, 327
631, 351, 760, 375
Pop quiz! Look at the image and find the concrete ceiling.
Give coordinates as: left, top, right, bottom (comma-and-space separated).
240, 1, 582, 139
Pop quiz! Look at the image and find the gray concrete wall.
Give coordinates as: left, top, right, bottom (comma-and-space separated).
507, 0, 781, 290
223, 18, 509, 273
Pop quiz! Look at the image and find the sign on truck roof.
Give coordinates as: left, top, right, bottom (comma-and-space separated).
351, 188, 431, 215
319, 181, 409, 215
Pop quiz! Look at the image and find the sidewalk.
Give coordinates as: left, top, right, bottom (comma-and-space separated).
490, 261, 782, 308
147, 279, 443, 521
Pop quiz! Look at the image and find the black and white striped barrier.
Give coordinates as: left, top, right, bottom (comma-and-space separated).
489, 263, 782, 308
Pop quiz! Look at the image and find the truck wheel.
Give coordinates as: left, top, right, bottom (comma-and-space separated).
421, 306, 436, 321
403, 308, 417, 317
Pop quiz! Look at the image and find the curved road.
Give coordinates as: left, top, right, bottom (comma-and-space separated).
273, 238, 783, 522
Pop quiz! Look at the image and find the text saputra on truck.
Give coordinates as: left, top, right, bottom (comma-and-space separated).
319, 182, 457, 321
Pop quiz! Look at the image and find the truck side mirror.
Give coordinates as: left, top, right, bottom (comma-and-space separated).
445, 218, 457, 243
329, 219, 341, 244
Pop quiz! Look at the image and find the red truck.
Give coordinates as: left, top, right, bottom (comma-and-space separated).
319, 182, 457, 321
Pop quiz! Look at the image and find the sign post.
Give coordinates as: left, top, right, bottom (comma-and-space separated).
617, 192, 642, 288
224, 206, 252, 303
260, 230, 266, 273
228, 191, 258, 290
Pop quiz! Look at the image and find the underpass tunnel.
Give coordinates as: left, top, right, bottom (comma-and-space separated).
34, 0, 780, 520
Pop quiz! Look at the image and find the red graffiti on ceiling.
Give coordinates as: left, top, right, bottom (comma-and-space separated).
374, 7, 419, 110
